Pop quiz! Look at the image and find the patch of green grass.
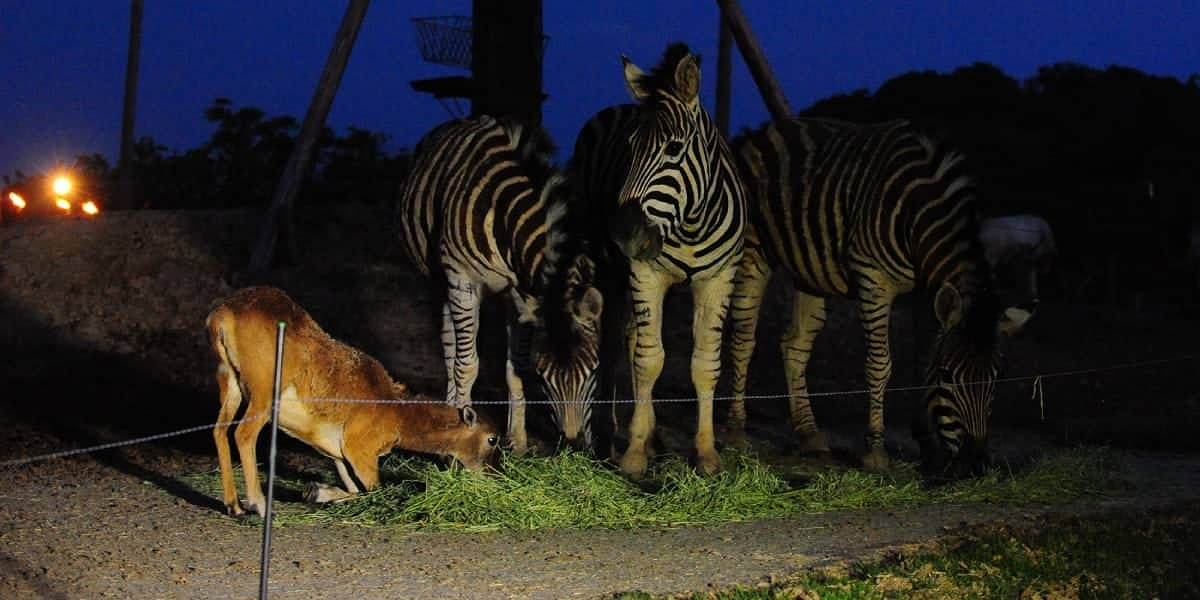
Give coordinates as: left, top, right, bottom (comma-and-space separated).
618, 507, 1200, 599
183, 446, 1134, 531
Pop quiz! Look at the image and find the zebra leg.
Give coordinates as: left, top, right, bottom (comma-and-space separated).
443, 273, 483, 409
856, 275, 897, 471
690, 267, 736, 476
726, 242, 771, 446
619, 262, 672, 477
781, 290, 831, 456
505, 318, 533, 456
440, 302, 458, 406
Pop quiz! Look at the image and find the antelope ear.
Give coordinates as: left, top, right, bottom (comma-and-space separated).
933, 281, 964, 329
572, 286, 604, 326
997, 305, 1034, 339
674, 53, 701, 107
623, 54, 649, 101
460, 406, 478, 428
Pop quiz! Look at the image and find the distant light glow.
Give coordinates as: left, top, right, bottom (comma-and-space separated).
52, 176, 72, 196
8, 192, 25, 209
55, 198, 71, 211
81, 200, 99, 215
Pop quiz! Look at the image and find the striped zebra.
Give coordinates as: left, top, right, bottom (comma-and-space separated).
396, 116, 604, 454
727, 117, 1031, 471
570, 43, 746, 476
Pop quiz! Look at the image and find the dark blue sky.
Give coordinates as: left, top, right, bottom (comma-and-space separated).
3, 1, 1197, 178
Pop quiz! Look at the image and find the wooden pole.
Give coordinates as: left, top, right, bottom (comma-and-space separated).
715, 0, 792, 121
715, 12, 732, 136
471, 0, 544, 124
117, 0, 143, 210
247, 0, 370, 273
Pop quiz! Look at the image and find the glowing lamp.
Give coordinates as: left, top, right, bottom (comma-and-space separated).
81, 201, 99, 215
52, 176, 72, 196
55, 198, 71, 211
8, 192, 25, 209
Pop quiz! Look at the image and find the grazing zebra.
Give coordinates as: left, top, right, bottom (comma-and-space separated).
727, 117, 1031, 471
570, 43, 746, 476
396, 116, 604, 454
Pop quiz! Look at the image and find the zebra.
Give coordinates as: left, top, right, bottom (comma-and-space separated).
570, 43, 746, 476
726, 117, 1031, 472
396, 115, 604, 454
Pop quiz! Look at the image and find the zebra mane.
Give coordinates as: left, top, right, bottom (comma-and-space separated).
632, 42, 699, 103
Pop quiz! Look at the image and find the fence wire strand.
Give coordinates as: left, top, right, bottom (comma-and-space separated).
3, 352, 1199, 469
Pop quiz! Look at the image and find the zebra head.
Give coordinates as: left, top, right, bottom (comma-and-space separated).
531, 253, 603, 451
611, 43, 706, 261
919, 281, 1032, 473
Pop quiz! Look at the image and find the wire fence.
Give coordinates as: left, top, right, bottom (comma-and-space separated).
4, 351, 1197, 470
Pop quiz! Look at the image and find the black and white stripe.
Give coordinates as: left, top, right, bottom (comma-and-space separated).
397, 116, 603, 453
726, 117, 1030, 471
570, 43, 745, 476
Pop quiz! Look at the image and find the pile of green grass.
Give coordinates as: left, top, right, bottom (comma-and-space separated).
185, 445, 1133, 531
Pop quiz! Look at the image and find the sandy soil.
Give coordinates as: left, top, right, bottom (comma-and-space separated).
2, 206, 1199, 598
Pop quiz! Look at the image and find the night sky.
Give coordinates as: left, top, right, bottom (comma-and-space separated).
2, 1, 1197, 178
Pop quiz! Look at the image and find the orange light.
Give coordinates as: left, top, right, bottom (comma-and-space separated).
52, 176, 72, 196
55, 198, 71, 211
81, 200, 99, 215
8, 192, 25, 209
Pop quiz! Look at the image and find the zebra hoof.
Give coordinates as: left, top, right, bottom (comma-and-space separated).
720, 420, 749, 448
795, 432, 831, 457
861, 448, 890, 472
508, 437, 529, 457
619, 449, 649, 478
694, 449, 722, 476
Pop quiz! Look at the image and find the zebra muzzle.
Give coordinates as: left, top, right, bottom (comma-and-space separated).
609, 203, 663, 261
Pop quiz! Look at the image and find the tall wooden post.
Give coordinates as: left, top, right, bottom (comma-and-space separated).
470, 0, 544, 124
247, 0, 370, 273
715, 13, 732, 136
117, 0, 143, 210
715, 0, 792, 121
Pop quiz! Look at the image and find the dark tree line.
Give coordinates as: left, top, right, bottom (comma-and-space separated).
797, 62, 1200, 305
89, 98, 411, 211
9, 63, 1197, 305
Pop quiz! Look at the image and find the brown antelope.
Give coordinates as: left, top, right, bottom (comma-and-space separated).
207, 286, 500, 517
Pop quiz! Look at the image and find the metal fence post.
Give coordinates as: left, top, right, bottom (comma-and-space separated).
259, 321, 286, 600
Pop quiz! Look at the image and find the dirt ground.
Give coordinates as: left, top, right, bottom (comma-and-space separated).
2, 206, 1199, 599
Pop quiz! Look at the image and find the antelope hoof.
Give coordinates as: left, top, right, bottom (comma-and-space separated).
861, 448, 890, 472
303, 482, 322, 504
225, 502, 245, 517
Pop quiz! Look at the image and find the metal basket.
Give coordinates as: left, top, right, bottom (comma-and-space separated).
411, 16, 474, 69
412, 15, 550, 71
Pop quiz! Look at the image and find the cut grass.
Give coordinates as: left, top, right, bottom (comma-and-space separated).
617, 506, 1200, 599
184, 445, 1134, 531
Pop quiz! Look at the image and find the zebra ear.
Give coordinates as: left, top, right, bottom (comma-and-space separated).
674, 53, 701, 106
623, 54, 649, 101
933, 282, 964, 329
570, 253, 596, 285
572, 286, 604, 327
